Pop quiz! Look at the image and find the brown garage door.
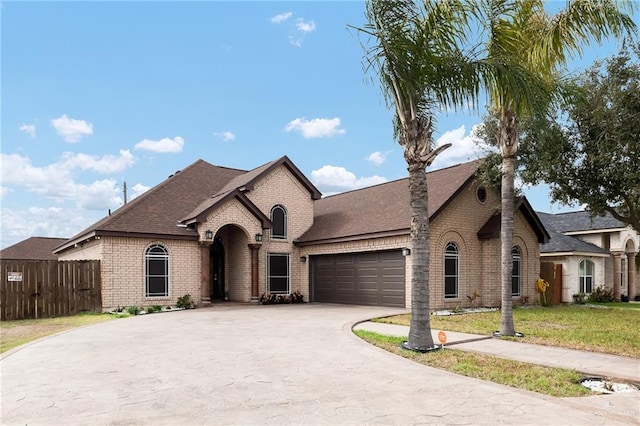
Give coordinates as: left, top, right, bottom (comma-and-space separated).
311, 250, 405, 307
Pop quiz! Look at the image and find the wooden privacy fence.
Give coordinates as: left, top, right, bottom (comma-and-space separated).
0, 260, 101, 321
540, 261, 563, 305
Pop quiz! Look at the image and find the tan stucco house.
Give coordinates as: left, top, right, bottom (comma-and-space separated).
538, 212, 639, 302
53, 156, 548, 311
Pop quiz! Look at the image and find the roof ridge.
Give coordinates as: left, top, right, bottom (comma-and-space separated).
319, 158, 483, 199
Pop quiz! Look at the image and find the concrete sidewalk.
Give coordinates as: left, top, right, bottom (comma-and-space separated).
353, 321, 640, 383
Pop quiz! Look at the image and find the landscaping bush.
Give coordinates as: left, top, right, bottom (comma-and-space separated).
176, 294, 195, 309
572, 293, 586, 304
260, 291, 304, 305
146, 305, 163, 314
586, 286, 614, 303
126, 306, 141, 315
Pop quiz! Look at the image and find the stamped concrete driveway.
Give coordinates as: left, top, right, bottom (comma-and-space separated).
0, 304, 629, 425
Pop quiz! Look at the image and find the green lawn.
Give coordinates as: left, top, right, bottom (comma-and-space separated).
355, 330, 594, 398
374, 305, 640, 358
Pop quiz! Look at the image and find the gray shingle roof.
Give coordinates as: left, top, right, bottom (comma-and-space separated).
537, 212, 608, 254
541, 211, 625, 233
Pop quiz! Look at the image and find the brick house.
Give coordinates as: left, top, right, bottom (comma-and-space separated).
53, 156, 548, 311
538, 211, 639, 302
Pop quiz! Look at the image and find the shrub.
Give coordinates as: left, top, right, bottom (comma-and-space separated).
176, 294, 195, 309
587, 286, 614, 303
260, 291, 304, 305
126, 306, 141, 315
146, 305, 162, 314
572, 292, 586, 304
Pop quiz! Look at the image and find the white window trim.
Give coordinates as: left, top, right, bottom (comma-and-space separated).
579, 259, 594, 294
145, 244, 170, 298
270, 205, 287, 240
267, 252, 290, 294
444, 242, 459, 299
512, 246, 521, 297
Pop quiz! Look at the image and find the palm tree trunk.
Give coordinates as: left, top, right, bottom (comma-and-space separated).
500, 154, 516, 336
406, 161, 436, 351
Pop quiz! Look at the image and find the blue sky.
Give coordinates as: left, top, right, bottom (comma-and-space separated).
1, 1, 636, 249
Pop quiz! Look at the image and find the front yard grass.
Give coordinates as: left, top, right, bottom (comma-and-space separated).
354, 330, 594, 398
0, 313, 118, 353
373, 305, 640, 358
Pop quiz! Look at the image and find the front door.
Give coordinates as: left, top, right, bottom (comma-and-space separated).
210, 239, 225, 300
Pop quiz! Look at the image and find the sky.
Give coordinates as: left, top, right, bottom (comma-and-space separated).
1, 1, 636, 249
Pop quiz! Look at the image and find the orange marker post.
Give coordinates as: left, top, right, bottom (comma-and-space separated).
437, 331, 447, 348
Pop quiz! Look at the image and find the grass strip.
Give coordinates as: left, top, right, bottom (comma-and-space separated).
1, 313, 119, 353
373, 305, 640, 358
354, 329, 594, 398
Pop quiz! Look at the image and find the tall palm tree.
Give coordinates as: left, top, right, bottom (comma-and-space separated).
475, 0, 636, 336
353, 0, 481, 351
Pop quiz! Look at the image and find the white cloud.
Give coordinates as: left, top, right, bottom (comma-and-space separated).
0, 205, 104, 249
131, 183, 150, 199
311, 165, 387, 194
214, 131, 236, 142
271, 12, 292, 24
134, 136, 184, 153
285, 117, 345, 139
19, 123, 36, 138
296, 19, 316, 33
58, 150, 136, 174
430, 124, 485, 169
0, 186, 12, 198
75, 179, 122, 210
0, 152, 135, 208
51, 114, 93, 143
366, 151, 390, 166
271, 12, 315, 46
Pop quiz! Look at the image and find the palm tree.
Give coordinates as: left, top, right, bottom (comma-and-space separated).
353, 0, 481, 351
475, 0, 636, 336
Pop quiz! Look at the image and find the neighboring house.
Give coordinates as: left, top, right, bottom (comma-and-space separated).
0, 237, 68, 260
52, 156, 548, 311
538, 212, 639, 302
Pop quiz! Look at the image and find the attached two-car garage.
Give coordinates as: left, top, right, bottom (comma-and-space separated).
310, 250, 406, 308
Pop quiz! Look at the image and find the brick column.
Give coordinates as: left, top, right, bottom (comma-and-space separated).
628, 252, 637, 302
613, 252, 622, 301
249, 243, 261, 303
201, 244, 211, 303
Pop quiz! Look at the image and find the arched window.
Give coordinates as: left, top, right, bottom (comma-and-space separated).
271, 205, 287, 239
145, 244, 169, 297
512, 246, 521, 296
579, 260, 594, 294
444, 242, 459, 299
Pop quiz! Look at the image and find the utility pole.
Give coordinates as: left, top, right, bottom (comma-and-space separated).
123, 181, 128, 205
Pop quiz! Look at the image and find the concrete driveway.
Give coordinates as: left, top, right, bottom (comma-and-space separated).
0, 304, 630, 425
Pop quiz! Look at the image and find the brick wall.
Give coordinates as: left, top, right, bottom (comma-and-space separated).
57, 238, 102, 260
97, 236, 201, 310
300, 178, 542, 310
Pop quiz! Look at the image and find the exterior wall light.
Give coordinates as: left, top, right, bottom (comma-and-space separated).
205, 230, 213, 240
402, 248, 411, 256
255, 233, 263, 242
300, 256, 307, 263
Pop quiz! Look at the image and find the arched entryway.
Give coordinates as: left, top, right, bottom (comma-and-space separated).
203, 224, 258, 303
